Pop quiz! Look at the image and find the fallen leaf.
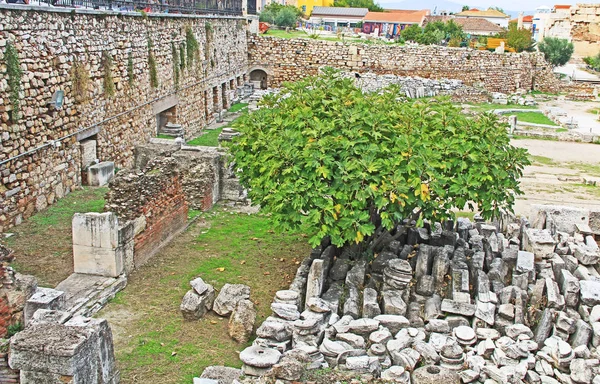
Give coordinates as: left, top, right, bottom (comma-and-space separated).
251, 237, 259, 241
240, 260, 246, 265
210, 320, 217, 324
171, 351, 177, 357
279, 258, 285, 262
216, 267, 225, 272
160, 343, 165, 346
264, 271, 270, 275
295, 261, 300, 265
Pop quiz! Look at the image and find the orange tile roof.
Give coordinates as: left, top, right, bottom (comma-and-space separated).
554, 4, 571, 9
510, 15, 533, 23
455, 8, 509, 18
364, 9, 429, 24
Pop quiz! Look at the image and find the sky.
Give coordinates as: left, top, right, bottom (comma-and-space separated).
378, 0, 580, 12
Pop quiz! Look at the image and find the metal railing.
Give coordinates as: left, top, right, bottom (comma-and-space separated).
42, 0, 243, 15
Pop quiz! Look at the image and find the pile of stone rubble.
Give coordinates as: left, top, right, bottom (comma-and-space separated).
198, 204, 600, 384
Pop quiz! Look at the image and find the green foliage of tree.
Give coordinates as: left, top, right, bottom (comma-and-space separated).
274, 7, 299, 28
461, 5, 469, 11
538, 38, 574, 67
5, 42, 22, 123
334, 0, 383, 12
489, 6, 505, 14
583, 52, 600, 72
401, 24, 422, 42
404, 21, 464, 44
260, 4, 303, 25
506, 22, 535, 52
228, 69, 530, 250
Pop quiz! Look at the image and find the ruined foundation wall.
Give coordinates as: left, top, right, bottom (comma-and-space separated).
570, 4, 600, 58
0, 7, 248, 232
105, 158, 188, 267
248, 36, 559, 94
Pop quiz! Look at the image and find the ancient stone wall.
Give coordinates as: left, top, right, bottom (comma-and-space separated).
248, 36, 559, 94
0, 7, 248, 232
570, 4, 600, 57
105, 158, 188, 267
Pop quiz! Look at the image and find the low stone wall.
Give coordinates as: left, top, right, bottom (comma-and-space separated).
248, 36, 559, 94
0, 343, 19, 384
105, 158, 189, 267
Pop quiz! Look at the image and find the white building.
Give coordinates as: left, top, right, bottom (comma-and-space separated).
454, 8, 510, 29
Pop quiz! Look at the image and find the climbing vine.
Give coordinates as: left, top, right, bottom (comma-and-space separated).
204, 22, 213, 61
185, 25, 199, 69
179, 42, 186, 71
5, 42, 23, 123
171, 42, 180, 88
71, 56, 90, 103
147, 37, 159, 88
127, 51, 134, 86
102, 50, 115, 98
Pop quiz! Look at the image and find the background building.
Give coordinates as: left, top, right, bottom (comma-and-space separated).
455, 8, 510, 28
297, 0, 334, 15
309, 6, 369, 28
362, 9, 430, 37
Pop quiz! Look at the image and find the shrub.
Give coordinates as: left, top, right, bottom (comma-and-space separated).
5, 42, 22, 123
228, 69, 530, 250
538, 37, 574, 67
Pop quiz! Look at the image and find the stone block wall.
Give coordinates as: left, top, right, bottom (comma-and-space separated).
105, 158, 189, 267
248, 36, 559, 94
570, 4, 600, 57
0, 7, 248, 232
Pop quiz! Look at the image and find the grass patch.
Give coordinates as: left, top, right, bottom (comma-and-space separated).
469, 103, 538, 112
228, 103, 248, 113
97, 207, 311, 384
156, 134, 175, 139
5, 187, 107, 286
511, 135, 559, 142
556, 128, 568, 133
529, 155, 557, 166
188, 209, 202, 220
513, 112, 558, 126
186, 128, 223, 147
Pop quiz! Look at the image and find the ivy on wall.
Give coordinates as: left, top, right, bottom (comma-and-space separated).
148, 37, 159, 88
127, 51, 134, 86
5, 42, 23, 123
179, 42, 186, 71
71, 57, 90, 103
204, 22, 213, 61
185, 25, 199, 70
171, 42, 180, 88
102, 50, 115, 98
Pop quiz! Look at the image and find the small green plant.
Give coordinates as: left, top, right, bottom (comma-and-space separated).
127, 51, 134, 86
102, 50, 115, 98
7, 322, 23, 338
185, 25, 199, 69
5, 41, 23, 123
171, 42, 180, 88
148, 38, 159, 88
204, 23, 214, 61
71, 57, 90, 103
179, 42, 186, 71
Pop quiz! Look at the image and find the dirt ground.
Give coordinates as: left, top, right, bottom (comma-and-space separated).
512, 138, 600, 217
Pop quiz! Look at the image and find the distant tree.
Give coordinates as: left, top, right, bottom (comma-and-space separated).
423, 20, 465, 41
583, 53, 600, 72
538, 37, 574, 67
444, 20, 465, 39
489, 6, 505, 14
506, 22, 535, 52
401, 24, 422, 42
274, 7, 299, 28
334, 0, 383, 12
462, 5, 469, 11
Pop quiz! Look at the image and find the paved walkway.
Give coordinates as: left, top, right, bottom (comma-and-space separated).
554, 63, 600, 82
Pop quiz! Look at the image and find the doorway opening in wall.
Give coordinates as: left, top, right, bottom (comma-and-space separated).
156, 105, 182, 138
229, 79, 235, 91
236, 76, 242, 86
80, 135, 98, 185
249, 69, 268, 89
